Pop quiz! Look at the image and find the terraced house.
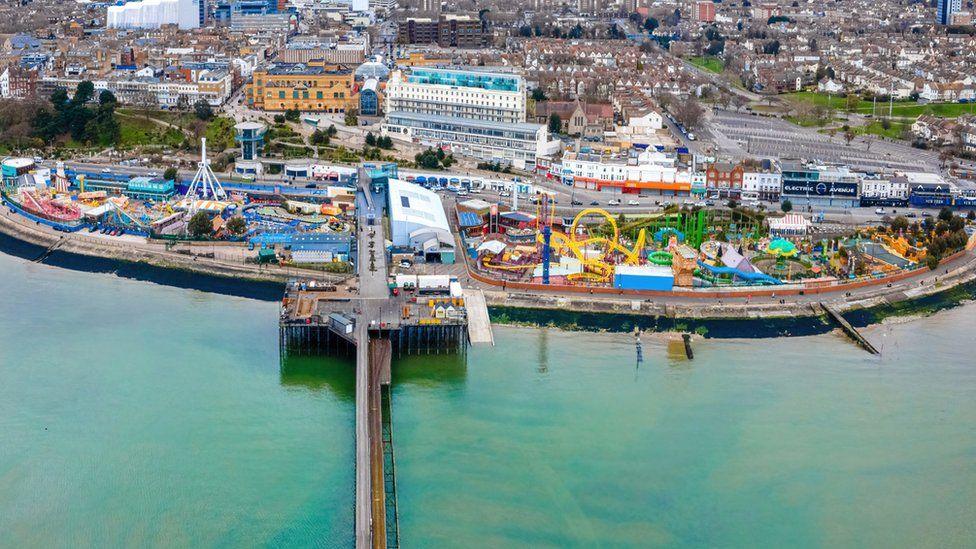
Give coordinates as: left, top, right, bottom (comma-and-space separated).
248, 62, 355, 112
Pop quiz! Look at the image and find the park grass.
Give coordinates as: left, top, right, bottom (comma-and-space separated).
688, 56, 724, 74
852, 120, 911, 140
783, 91, 976, 118
117, 115, 185, 149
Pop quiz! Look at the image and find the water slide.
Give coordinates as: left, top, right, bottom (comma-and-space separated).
696, 261, 783, 285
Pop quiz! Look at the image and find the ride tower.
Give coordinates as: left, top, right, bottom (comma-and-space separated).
537, 194, 555, 285
184, 138, 227, 208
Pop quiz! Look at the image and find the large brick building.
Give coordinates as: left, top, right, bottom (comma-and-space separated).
248, 62, 355, 112
397, 14, 488, 48
705, 162, 744, 199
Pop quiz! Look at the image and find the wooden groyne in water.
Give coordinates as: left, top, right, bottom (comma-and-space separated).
821, 303, 880, 355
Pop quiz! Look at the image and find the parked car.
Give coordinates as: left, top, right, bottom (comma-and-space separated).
875, 207, 886, 215
590, 200, 600, 206
499, 191, 511, 197
627, 200, 640, 206
608, 199, 621, 206
571, 199, 583, 206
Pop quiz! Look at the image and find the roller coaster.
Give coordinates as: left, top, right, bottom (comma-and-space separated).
481, 207, 648, 282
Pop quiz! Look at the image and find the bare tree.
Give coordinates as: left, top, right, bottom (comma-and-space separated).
673, 98, 705, 130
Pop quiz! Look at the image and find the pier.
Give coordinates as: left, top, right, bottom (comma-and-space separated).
279, 177, 487, 549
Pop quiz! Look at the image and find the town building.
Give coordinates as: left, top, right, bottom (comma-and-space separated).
560, 149, 692, 197
383, 111, 556, 169
384, 67, 525, 124
248, 62, 355, 112
397, 15, 488, 48
705, 162, 744, 200
780, 162, 861, 208
937, 0, 962, 25
106, 0, 203, 30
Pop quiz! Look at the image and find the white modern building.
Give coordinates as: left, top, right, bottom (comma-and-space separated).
383, 111, 558, 170
387, 178, 455, 263
384, 67, 526, 124
106, 0, 202, 30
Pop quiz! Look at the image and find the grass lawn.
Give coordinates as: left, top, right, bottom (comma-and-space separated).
852, 120, 911, 139
783, 91, 976, 118
688, 56, 724, 74
118, 114, 185, 149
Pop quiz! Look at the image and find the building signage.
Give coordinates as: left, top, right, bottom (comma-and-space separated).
782, 180, 858, 197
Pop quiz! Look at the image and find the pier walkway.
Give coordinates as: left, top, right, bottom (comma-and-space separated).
355, 179, 391, 549
462, 288, 494, 345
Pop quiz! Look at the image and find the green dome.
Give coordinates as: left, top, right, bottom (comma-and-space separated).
767, 238, 798, 257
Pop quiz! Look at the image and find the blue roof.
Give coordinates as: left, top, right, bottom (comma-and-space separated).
457, 211, 483, 228
501, 211, 534, 223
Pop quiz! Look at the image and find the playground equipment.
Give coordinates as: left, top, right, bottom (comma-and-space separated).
19, 190, 82, 222
765, 238, 799, 257
878, 234, 926, 263
696, 261, 783, 285
620, 209, 710, 249
647, 250, 673, 265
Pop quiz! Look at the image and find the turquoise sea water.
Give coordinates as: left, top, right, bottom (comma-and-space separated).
0, 254, 354, 547
1, 251, 975, 547
392, 322, 976, 547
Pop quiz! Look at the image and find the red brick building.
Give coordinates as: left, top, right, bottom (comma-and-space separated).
696, 1, 716, 22
705, 162, 744, 199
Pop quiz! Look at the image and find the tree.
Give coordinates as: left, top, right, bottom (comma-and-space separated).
548, 113, 562, 135
194, 99, 214, 121
926, 254, 940, 270
344, 108, 358, 127
226, 216, 247, 235
643, 17, 659, 32
365, 131, 376, 146
938, 207, 954, 222
377, 135, 393, 149
163, 167, 179, 181
326, 124, 338, 137
891, 215, 909, 232
673, 99, 705, 130
727, 199, 738, 209
531, 88, 547, 102
72, 81, 95, 106
284, 108, 301, 122
188, 211, 213, 238
310, 129, 330, 146
843, 128, 856, 146
781, 199, 793, 212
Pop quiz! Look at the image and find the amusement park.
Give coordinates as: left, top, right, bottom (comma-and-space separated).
463, 194, 974, 293
0, 142, 359, 271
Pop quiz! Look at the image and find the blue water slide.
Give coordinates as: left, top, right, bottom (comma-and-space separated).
696, 261, 783, 285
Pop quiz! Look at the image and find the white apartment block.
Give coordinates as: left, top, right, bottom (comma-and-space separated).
384, 67, 526, 124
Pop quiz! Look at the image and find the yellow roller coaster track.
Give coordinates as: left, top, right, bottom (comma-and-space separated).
540, 208, 647, 282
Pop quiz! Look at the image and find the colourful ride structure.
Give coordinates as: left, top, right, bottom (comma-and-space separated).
541, 207, 647, 282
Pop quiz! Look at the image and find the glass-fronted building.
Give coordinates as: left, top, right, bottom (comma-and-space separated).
383, 111, 556, 170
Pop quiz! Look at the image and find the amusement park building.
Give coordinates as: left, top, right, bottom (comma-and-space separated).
560, 150, 693, 196
387, 178, 455, 263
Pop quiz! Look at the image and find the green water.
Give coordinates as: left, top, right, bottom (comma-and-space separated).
2, 252, 975, 547
0, 255, 355, 546
393, 321, 976, 547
